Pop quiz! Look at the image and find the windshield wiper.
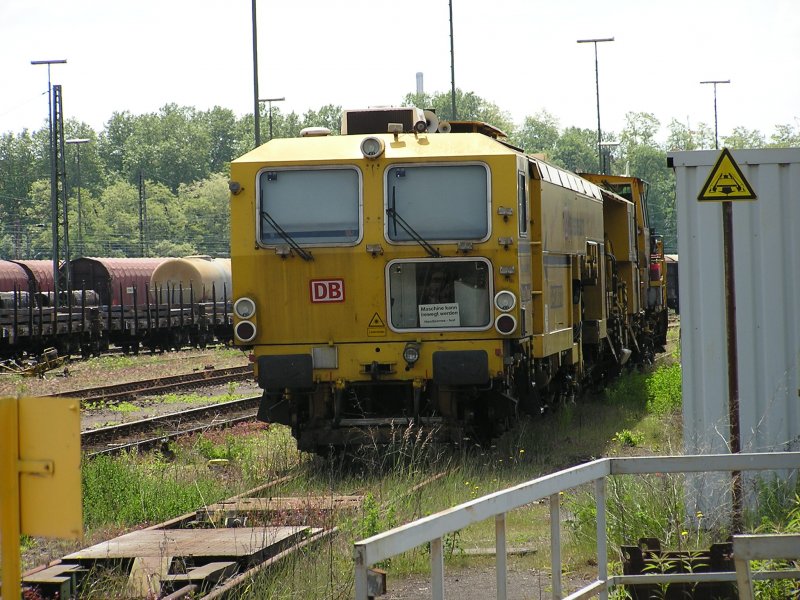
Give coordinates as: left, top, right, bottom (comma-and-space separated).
387, 187, 441, 258
260, 210, 313, 261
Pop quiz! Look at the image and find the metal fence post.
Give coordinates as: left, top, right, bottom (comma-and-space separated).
595, 477, 608, 600
354, 546, 369, 600
431, 536, 445, 600
550, 493, 562, 599
496, 512, 507, 599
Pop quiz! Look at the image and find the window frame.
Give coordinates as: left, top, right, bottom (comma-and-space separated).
255, 165, 364, 248
518, 170, 528, 237
382, 161, 493, 245
385, 257, 495, 333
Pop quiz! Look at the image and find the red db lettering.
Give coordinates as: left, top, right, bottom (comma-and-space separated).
310, 279, 345, 303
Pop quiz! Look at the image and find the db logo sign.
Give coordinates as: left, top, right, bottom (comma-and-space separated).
310, 279, 345, 303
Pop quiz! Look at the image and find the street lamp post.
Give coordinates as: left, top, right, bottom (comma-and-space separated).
66, 138, 90, 256
251, 0, 261, 148
259, 97, 285, 140
700, 79, 730, 149
577, 37, 614, 173
31, 59, 67, 297
449, 0, 457, 120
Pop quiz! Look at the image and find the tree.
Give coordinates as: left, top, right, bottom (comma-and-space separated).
552, 127, 597, 173
98, 111, 136, 176
510, 111, 560, 156
301, 104, 342, 134
141, 181, 185, 255
619, 112, 660, 156
198, 106, 242, 173
176, 173, 230, 256
722, 127, 766, 149
768, 124, 800, 148
664, 119, 716, 152
86, 180, 141, 256
0, 130, 43, 258
120, 104, 213, 191
402, 89, 516, 135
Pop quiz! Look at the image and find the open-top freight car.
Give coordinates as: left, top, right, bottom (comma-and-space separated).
229, 106, 668, 452
0, 256, 233, 359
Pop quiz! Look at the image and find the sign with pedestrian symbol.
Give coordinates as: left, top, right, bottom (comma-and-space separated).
697, 147, 757, 201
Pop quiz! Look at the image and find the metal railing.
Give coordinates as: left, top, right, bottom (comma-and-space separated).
733, 533, 800, 599
353, 452, 800, 599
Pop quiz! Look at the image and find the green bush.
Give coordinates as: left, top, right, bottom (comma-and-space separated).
613, 429, 644, 447
646, 363, 682, 415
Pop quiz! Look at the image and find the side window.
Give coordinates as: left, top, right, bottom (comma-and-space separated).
518, 171, 528, 237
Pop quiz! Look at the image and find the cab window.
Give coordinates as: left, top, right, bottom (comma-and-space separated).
385, 163, 489, 242
258, 167, 361, 245
388, 259, 492, 331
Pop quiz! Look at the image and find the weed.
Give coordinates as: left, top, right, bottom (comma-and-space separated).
645, 363, 682, 415
750, 487, 800, 598
81, 452, 227, 528
108, 401, 138, 413
613, 429, 644, 447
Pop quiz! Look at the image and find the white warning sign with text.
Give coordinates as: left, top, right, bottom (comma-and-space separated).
419, 303, 460, 327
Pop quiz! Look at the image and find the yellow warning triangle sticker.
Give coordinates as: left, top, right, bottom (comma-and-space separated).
368, 313, 385, 328
697, 148, 757, 201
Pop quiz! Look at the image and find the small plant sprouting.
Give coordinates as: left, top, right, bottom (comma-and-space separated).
613, 429, 644, 447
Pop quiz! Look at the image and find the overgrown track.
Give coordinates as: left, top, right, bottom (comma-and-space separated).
20, 475, 339, 600
22, 470, 447, 598
48, 364, 254, 405
82, 395, 261, 457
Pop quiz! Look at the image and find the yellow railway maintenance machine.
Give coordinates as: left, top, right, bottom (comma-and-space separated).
230, 108, 663, 452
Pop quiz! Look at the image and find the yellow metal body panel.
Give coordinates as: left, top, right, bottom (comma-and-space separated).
263, 339, 506, 384
527, 169, 604, 355
232, 135, 621, 390
17, 396, 83, 538
231, 133, 520, 382
1, 396, 82, 600
603, 194, 637, 263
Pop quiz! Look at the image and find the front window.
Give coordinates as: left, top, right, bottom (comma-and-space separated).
385, 163, 489, 242
258, 167, 361, 245
388, 259, 492, 330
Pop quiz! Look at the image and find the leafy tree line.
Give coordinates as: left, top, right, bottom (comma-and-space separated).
1, 92, 797, 259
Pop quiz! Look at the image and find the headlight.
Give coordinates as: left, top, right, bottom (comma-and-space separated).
494, 290, 517, 312
234, 297, 256, 319
495, 314, 517, 335
403, 342, 420, 364
235, 320, 257, 342
360, 136, 385, 159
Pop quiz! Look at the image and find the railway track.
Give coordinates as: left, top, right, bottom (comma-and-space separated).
21, 470, 446, 599
82, 395, 262, 456
49, 364, 254, 405
21, 475, 339, 600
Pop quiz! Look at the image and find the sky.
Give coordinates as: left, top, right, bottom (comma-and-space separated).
1, 0, 798, 142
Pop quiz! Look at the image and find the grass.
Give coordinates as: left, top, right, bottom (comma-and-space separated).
81, 422, 304, 530
48, 333, 800, 598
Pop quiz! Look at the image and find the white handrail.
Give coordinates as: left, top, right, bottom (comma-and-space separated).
353, 451, 800, 599
733, 533, 800, 600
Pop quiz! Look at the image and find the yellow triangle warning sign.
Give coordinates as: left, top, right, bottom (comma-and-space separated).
367, 313, 386, 337
697, 148, 757, 201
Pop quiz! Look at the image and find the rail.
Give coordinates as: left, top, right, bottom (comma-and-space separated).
353, 452, 800, 599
